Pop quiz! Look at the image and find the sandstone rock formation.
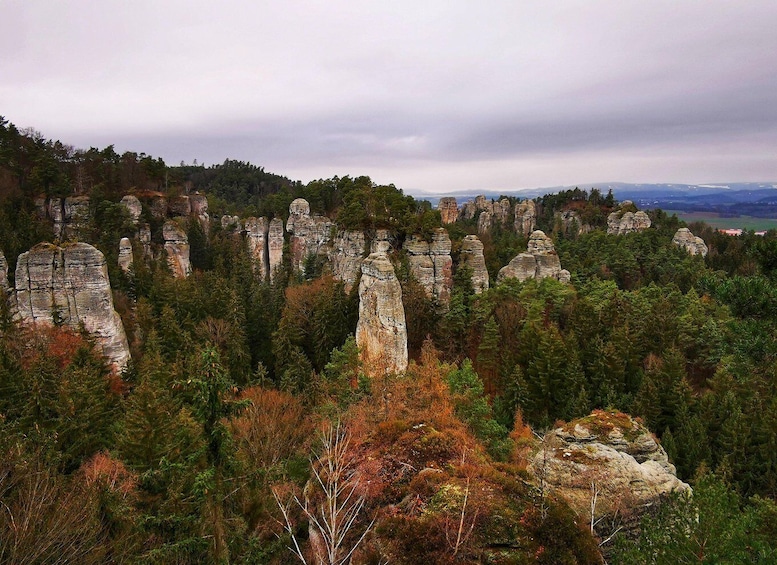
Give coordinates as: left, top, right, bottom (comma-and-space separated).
14, 242, 131, 371
138, 224, 152, 259
45, 196, 91, 240
220, 215, 242, 233
672, 228, 708, 257
607, 202, 651, 235
163, 221, 191, 278
190, 193, 210, 230
493, 198, 511, 226
528, 410, 690, 533
356, 252, 408, 375
118, 238, 133, 273
245, 217, 270, 279
557, 210, 592, 236
267, 218, 284, 281
498, 230, 568, 283
461, 195, 512, 233
459, 235, 489, 293
329, 230, 366, 293
404, 228, 453, 307
169, 195, 192, 217
286, 198, 333, 274
437, 197, 459, 224
0, 250, 7, 292
146, 194, 168, 220
371, 229, 393, 254
119, 195, 142, 226
477, 211, 492, 235
514, 200, 536, 236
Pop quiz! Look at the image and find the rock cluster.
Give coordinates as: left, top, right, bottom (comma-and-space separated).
672, 228, 708, 257
437, 197, 459, 224
356, 253, 408, 375
329, 230, 367, 293
404, 228, 453, 308
459, 195, 513, 234
497, 230, 570, 283
163, 221, 191, 278
514, 199, 537, 236
557, 210, 593, 236
607, 202, 651, 235
528, 411, 690, 532
14, 242, 131, 371
35, 196, 91, 240
286, 198, 334, 274
459, 235, 489, 293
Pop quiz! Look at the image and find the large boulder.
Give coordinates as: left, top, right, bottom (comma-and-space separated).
437, 197, 459, 224
528, 410, 690, 534
672, 228, 708, 257
459, 235, 489, 293
330, 230, 367, 293
14, 242, 131, 371
404, 228, 453, 308
498, 230, 566, 283
163, 221, 191, 278
356, 253, 408, 376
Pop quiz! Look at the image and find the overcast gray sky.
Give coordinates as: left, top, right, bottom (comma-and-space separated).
2, 1, 776, 194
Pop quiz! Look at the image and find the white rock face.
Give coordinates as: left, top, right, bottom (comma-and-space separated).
404, 228, 453, 308
498, 230, 567, 283
459, 235, 489, 293
672, 228, 708, 257
245, 217, 270, 279
514, 200, 536, 236
118, 238, 133, 273
268, 218, 284, 282
119, 195, 142, 226
14, 242, 131, 371
330, 230, 367, 293
163, 221, 191, 278
356, 253, 408, 376
607, 203, 652, 235
528, 411, 690, 531
286, 198, 333, 274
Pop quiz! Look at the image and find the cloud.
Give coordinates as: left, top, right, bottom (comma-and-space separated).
2, 0, 777, 192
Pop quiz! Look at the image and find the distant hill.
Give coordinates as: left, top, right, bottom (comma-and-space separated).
411, 182, 777, 218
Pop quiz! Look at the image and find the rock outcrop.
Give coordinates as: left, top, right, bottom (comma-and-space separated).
528, 410, 690, 533
437, 197, 459, 224
169, 195, 192, 217
356, 253, 408, 375
672, 228, 708, 257
514, 200, 536, 236
245, 217, 270, 279
460, 195, 512, 230
477, 211, 492, 235
459, 235, 489, 293
220, 215, 242, 233
0, 250, 7, 292
267, 218, 284, 281
371, 229, 393, 254
118, 238, 133, 273
286, 198, 334, 274
119, 195, 142, 226
43, 196, 91, 240
557, 210, 592, 236
404, 228, 453, 307
163, 221, 191, 278
607, 202, 651, 235
498, 230, 569, 283
329, 230, 366, 293
190, 193, 210, 231
14, 242, 131, 371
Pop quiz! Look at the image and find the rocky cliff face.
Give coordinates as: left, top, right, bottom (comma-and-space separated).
498, 230, 570, 283
528, 410, 690, 533
118, 238, 133, 273
437, 197, 459, 224
460, 195, 511, 229
286, 198, 334, 274
356, 252, 408, 375
163, 221, 191, 278
37, 196, 91, 240
245, 217, 270, 279
14, 242, 131, 371
459, 235, 489, 293
672, 228, 708, 256
329, 230, 366, 293
514, 200, 536, 236
405, 228, 453, 308
268, 218, 284, 281
607, 202, 651, 235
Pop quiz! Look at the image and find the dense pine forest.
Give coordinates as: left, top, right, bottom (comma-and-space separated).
1, 117, 776, 564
